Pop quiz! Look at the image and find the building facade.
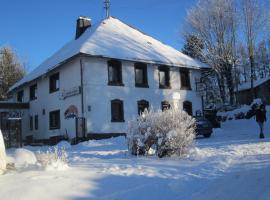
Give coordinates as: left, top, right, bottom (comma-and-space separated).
8, 17, 208, 142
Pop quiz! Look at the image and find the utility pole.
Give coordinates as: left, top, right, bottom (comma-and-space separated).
104, 0, 110, 19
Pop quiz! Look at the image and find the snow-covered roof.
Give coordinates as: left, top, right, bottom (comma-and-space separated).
237, 76, 270, 92
10, 16, 208, 92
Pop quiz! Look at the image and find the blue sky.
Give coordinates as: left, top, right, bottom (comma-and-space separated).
0, 0, 196, 72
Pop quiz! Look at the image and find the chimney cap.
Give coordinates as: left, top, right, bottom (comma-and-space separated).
78, 16, 91, 21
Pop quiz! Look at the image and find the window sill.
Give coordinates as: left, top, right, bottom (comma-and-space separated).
49, 89, 59, 94
108, 82, 125, 87
135, 83, 149, 88
111, 119, 125, 123
29, 98, 37, 101
49, 127, 60, 130
181, 87, 192, 90
159, 85, 171, 89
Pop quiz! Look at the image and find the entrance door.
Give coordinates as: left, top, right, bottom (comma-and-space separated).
6, 119, 22, 148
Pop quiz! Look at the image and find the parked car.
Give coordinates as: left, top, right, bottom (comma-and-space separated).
194, 116, 213, 138
204, 109, 221, 128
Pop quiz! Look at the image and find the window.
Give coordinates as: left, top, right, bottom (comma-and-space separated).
180, 68, 191, 90
49, 110, 60, 130
137, 100, 149, 115
135, 63, 148, 87
49, 72, 60, 93
161, 101, 171, 111
29, 84, 37, 101
17, 90, 24, 102
34, 115, 38, 130
108, 60, 123, 86
111, 99, 124, 122
29, 116, 33, 131
183, 101, 193, 116
158, 66, 170, 89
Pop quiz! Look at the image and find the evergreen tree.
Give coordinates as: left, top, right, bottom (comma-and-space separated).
182, 34, 204, 62
0, 47, 26, 100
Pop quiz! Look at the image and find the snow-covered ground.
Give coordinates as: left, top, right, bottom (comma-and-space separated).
1, 116, 270, 200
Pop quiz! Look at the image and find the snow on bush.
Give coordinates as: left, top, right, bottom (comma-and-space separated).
217, 98, 264, 121
36, 146, 68, 171
127, 108, 196, 158
0, 130, 6, 174
14, 148, 37, 168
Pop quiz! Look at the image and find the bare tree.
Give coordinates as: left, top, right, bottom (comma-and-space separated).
241, 0, 269, 99
185, 0, 237, 104
0, 47, 26, 100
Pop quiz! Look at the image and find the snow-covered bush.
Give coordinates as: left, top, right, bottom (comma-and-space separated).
217, 98, 264, 121
0, 130, 6, 174
127, 108, 196, 158
36, 146, 68, 171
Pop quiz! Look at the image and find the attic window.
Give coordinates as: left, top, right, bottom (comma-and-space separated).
108, 60, 124, 86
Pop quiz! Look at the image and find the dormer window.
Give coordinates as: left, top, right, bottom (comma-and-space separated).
180, 68, 191, 90
29, 84, 37, 101
135, 63, 148, 87
17, 90, 24, 102
49, 72, 60, 93
158, 66, 170, 89
108, 60, 124, 86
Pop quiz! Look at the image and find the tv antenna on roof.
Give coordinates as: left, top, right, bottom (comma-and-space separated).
104, 0, 110, 19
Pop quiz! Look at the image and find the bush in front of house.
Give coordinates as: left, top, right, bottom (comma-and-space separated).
127, 108, 196, 158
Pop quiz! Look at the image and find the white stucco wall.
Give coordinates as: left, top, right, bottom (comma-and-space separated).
15, 58, 82, 140
13, 56, 203, 139
82, 57, 202, 134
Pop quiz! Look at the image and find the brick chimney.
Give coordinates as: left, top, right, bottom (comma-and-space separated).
75, 16, 91, 40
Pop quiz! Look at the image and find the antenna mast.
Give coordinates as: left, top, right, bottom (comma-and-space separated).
104, 0, 110, 19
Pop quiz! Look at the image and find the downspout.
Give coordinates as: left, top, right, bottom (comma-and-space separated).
79, 57, 86, 138
80, 58, 84, 118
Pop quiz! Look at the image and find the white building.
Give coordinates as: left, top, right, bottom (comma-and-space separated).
8, 16, 208, 143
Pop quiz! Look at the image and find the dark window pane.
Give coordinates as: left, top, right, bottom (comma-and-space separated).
180, 69, 191, 89
183, 101, 193, 115
49, 110, 60, 129
159, 71, 166, 86
35, 115, 38, 130
30, 116, 33, 131
111, 99, 124, 122
161, 101, 171, 111
159, 66, 170, 88
135, 68, 144, 84
50, 73, 60, 93
108, 60, 122, 85
17, 90, 24, 102
138, 100, 149, 115
29, 84, 37, 100
135, 63, 148, 87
